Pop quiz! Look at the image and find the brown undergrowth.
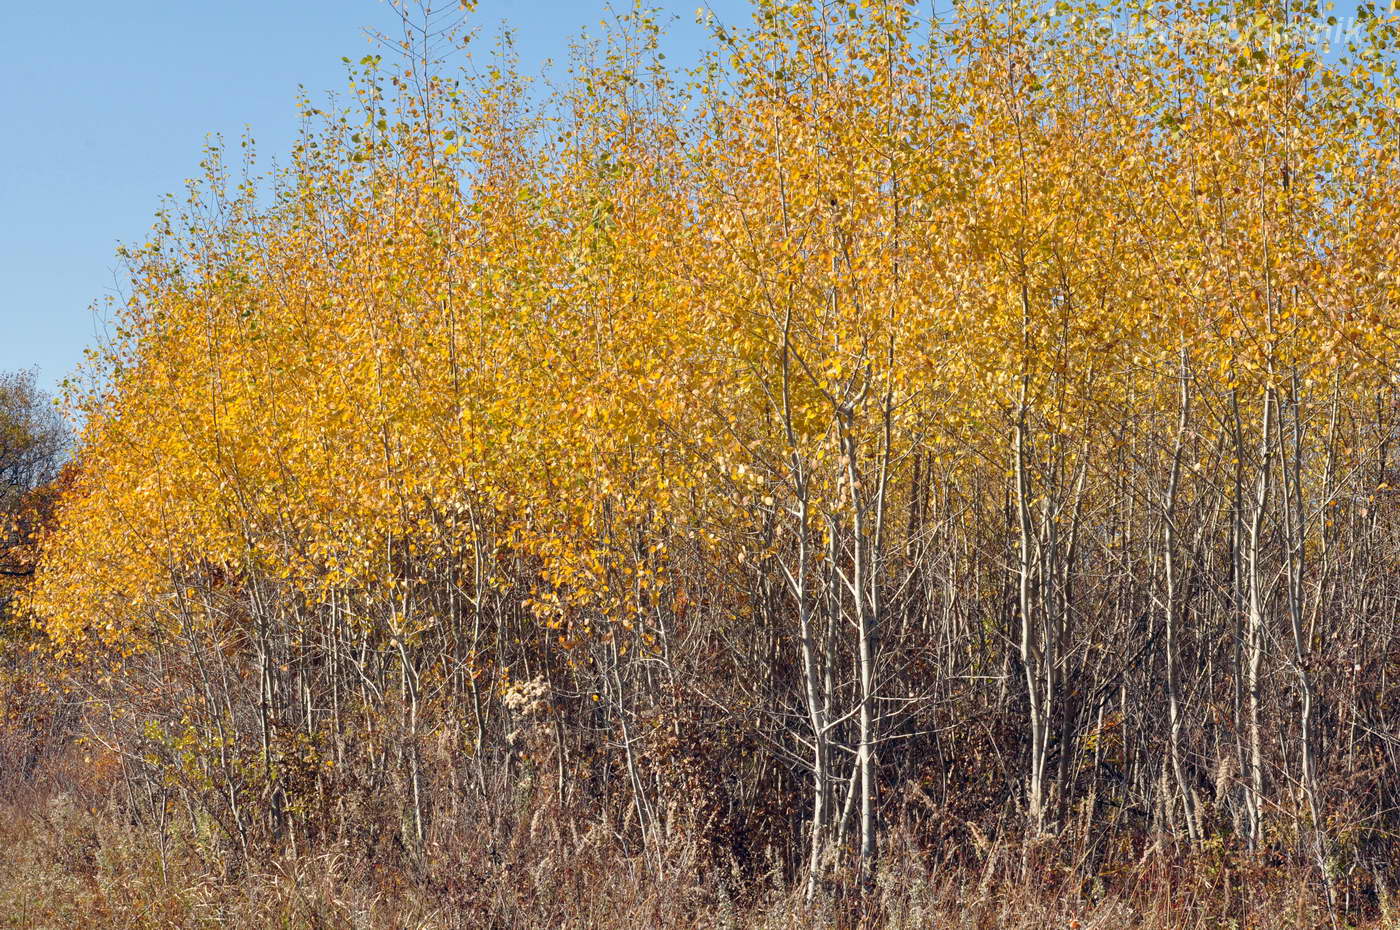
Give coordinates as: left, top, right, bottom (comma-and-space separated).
0, 755, 1389, 930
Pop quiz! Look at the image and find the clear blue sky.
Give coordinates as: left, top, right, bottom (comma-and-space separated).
0, 0, 747, 396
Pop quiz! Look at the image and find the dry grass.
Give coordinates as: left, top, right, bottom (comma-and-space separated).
0, 775, 1387, 930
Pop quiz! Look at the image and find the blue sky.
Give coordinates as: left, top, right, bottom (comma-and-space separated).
0, 0, 747, 396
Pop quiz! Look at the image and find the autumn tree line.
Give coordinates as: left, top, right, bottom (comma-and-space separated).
7, 0, 1400, 923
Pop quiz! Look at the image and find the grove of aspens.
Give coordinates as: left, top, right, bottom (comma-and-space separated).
3, 1, 1400, 927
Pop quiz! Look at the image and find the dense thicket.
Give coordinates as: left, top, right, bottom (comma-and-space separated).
15, 0, 1400, 924
0, 372, 70, 799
